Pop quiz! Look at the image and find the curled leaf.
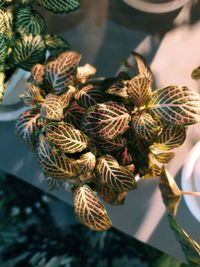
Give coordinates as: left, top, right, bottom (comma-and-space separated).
20, 83, 44, 106
74, 152, 96, 181
59, 85, 77, 108
153, 151, 175, 164
77, 64, 96, 84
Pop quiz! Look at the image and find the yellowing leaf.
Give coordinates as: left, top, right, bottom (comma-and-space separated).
96, 155, 137, 192
148, 86, 200, 126
20, 83, 44, 106
45, 122, 89, 153
153, 151, 175, 164
41, 94, 63, 121
74, 185, 112, 231
59, 85, 77, 108
77, 64, 96, 83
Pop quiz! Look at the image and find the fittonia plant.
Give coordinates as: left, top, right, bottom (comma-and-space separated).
16, 51, 200, 264
0, 0, 80, 100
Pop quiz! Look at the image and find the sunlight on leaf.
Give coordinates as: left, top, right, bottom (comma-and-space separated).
77, 64, 96, 84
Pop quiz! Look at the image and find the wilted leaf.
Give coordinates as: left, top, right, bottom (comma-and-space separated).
97, 184, 127, 205
12, 35, 46, 70
74, 185, 112, 231
148, 86, 200, 125
132, 112, 159, 143
94, 136, 126, 153
41, 94, 63, 121
106, 82, 128, 99
153, 151, 175, 164
37, 0, 80, 14
83, 102, 131, 139
77, 64, 96, 84
0, 33, 8, 64
20, 83, 44, 106
29, 63, 45, 85
45, 51, 81, 94
37, 135, 78, 180
153, 126, 186, 151
74, 152, 96, 181
191, 66, 200, 80
96, 154, 137, 192
0, 72, 5, 101
64, 101, 85, 128
44, 34, 69, 50
59, 85, 77, 108
169, 215, 200, 266
15, 109, 40, 150
45, 122, 89, 153
75, 84, 104, 108
159, 167, 181, 216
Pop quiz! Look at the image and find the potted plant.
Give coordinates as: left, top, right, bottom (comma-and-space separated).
15, 50, 200, 265
0, 0, 80, 120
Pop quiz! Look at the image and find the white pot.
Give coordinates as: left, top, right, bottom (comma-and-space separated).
0, 69, 29, 121
181, 141, 200, 222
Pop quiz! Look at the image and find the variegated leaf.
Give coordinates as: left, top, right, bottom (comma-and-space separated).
0, 72, 5, 101
169, 215, 200, 265
153, 126, 186, 150
159, 167, 181, 216
74, 152, 96, 181
64, 101, 85, 128
75, 84, 104, 108
83, 102, 131, 140
0, 33, 8, 64
96, 155, 137, 192
77, 64, 96, 84
132, 112, 159, 143
97, 184, 127, 206
132, 52, 153, 84
59, 85, 77, 108
20, 83, 44, 106
94, 136, 126, 153
41, 94, 63, 121
74, 185, 111, 231
29, 63, 45, 85
44, 34, 69, 50
0, 8, 13, 38
116, 146, 133, 166
37, 0, 80, 14
45, 51, 81, 94
37, 135, 78, 180
15, 109, 40, 150
106, 82, 128, 99
148, 86, 200, 125
14, 6, 46, 35
191, 66, 200, 80
45, 122, 89, 153
0, 0, 13, 7
12, 35, 46, 70
125, 74, 151, 107
153, 151, 175, 164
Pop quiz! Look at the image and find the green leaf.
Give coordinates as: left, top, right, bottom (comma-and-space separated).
14, 6, 46, 35
15, 109, 40, 150
77, 64, 96, 84
29, 63, 45, 85
45, 122, 89, 153
44, 34, 69, 50
36, 0, 80, 14
153, 151, 175, 164
106, 81, 128, 99
0, 0, 14, 7
59, 85, 77, 108
132, 112, 159, 143
153, 254, 183, 267
148, 86, 200, 126
168, 215, 200, 266
64, 101, 85, 128
37, 134, 78, 180
159, 167, 181, 216
0, 72, 5, 101
75, 84, 104, 108
74, 185, 112, 231
0, 8, 13, 38
12, 35, 46, 70
20, 83, 44, 106
96, 154, 137, 192
41, 94, 63, 121
45, 51, 81, 95
83, 101, 131, 140
191, 66, 200, 80
153, 126, 186, 151
0, 33, 9, 64
125, 74, 151, 107
94, 136, 126, 153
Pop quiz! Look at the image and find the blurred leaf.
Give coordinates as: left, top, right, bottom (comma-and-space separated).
94, 136, 126, 153
153, 151, 175, 164
169, 215, 200, 266
77, 63, 96, 84
106, 82, 128, 99
0, 72, 5, 101
64, 101, 85, 128
59, 85, 77, 108
0, 8, 13, 38
74, 185, 112, 231
153, 254, 184, 267
96, 154, 136, 192
148, 86, 200, 126
44, 34, 69, 50
159, 167, 181, 216
36, 0, 80, 14
29, 63, 45, 85
45, 122, 89, 153
116, 146, 133, 166
0, 33, 8, 64
41, 94, 63, 121
20, 83, 44, 106
191, 66, 200, 80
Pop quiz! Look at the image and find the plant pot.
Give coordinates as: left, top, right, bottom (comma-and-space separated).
181, 141, 200, 222
0, 69, 29, 121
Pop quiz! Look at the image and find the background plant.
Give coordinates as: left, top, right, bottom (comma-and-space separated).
0, 0, 80, 100
16, 51, 200, 265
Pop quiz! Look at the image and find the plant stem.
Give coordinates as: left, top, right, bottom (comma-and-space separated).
181, 191, 200, 197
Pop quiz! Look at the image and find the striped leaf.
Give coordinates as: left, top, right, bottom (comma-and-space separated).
94, 136, 126, 153
74, 185, 111, 231
20, 83, 44, 106
133, 52, 153, 84
153, 126, 186, 150
74, 152, 96, 181
45, 51, 81, 95
44, 34, 69, 50
77, 64, 96, 84
29, 63, 45, 85
96, 155, 137, 192
0, 8, 13, 38
41, 94, 63, 121
159, 167, 181, 216
83, 102, 131, 140
75, 84, 104, 108
37, 135, 78, 180
15, 109, 40, 150
0, 72, 5, 101
191, 66, 200, 80
59, 85, 77, 108
0, 0, 13, 7
64, 101, 85, 128
37, 0, 80, 14
0, 33, 8, 64
148, 86, 200, 126
132, 112, 159, 143
106, 82, 128, 99
153, 151, 175, 164
14, 6, 46, 35
12, 35, 46, 70
45, 122, 89, 153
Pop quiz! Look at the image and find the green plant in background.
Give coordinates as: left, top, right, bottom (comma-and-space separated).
15, 51, 200, 265
0, 0, 80, 100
